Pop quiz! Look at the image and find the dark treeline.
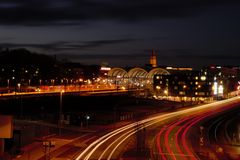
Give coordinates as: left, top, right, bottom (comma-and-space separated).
0, 48, 100, 87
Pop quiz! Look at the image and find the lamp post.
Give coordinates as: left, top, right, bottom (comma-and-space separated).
59, 90, 64, 135
7, 79, 10, 93
17, 83, 23, 119
17, 83, 21, 93
86, 115, 90, 127
7, 79, 9, 88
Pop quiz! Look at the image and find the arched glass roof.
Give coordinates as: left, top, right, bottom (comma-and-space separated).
147, 68, 170, 78
107, 68, 128, 77
108, 67, 169, 79
127, 68, 148, 78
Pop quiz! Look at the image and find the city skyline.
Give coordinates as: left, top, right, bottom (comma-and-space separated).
0, 0, 240, 68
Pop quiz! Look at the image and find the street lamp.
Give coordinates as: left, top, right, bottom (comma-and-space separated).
59, 90, 64, 135
85, 115, 90, 127
17, 83, 21, 93
17, 83, 23, 119
7, 79, 9, 88
7, 79, 10, 93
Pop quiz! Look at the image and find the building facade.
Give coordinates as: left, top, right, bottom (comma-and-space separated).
153, 66, 240, 101
153, 71, 212, 101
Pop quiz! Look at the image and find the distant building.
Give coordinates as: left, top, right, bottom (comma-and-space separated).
166, 66, 193, 72
153, 71, 212, 101
153, 65, 240, 101
201, 65, 240, 97
100, 66, 111, 77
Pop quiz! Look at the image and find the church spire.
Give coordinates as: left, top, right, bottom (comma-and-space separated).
150, 49, 157, 67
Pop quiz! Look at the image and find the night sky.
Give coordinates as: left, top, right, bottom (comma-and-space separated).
1, 0, 240, 68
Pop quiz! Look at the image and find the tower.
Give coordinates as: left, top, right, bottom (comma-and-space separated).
150, 49, 157, 67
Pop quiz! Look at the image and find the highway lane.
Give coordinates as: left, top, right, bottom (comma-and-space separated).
194, 105, 240, 159
207, 110, 239, 145
75, 96, 240, 160
154, 97, 240, 160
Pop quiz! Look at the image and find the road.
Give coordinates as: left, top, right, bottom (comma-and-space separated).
0, 84, 132, 98
193, 104, 240, 160
73, 96, 240, 160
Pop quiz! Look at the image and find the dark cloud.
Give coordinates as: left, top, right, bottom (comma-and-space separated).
153, 48, 240, 68
59, 53, 149, 60
58, 52, 150, 67
0, 38, 136, 51
158, 48, 240, 60
175, 53, 240, 60
0, 0, 239, 26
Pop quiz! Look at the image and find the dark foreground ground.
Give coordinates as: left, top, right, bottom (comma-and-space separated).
0, 94, 192, 158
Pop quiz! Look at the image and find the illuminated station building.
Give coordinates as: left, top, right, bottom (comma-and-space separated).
153, 66, 240, 101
